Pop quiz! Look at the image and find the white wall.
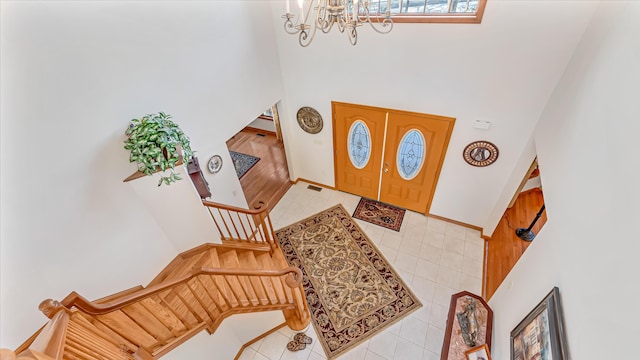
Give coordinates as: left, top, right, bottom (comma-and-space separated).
0, 0, 285, 349
489, 2, 640, 359
272, 0, 596, 231
248, 118, 277, 133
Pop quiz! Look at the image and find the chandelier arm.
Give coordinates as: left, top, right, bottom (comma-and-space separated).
299, 4, 320, 47
360, 6, 393, 34
283, 14, 300, 35
347, 25, 358, 45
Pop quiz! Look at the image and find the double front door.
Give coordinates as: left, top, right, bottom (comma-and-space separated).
333, 102, 455, 214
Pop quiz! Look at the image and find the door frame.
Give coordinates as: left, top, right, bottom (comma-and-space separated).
332, 101, 455, 214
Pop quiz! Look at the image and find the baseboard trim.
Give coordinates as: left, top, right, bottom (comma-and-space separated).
427, 213, 483, 233
234, 322, 288, 360
245, 126, 276, 136
293, 178, 336, 190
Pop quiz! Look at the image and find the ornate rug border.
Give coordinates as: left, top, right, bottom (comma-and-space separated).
275, 204, 422, 359
352, 197, 406, 232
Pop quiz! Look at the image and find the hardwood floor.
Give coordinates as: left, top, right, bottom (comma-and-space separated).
226, 127, 292, 211
485, 188, 546, 300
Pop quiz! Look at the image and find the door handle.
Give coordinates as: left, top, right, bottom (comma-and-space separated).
384, 168, 389, 173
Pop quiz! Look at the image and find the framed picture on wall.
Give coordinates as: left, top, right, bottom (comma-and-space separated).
510, 287, 567, 360
465, 344, 492, 360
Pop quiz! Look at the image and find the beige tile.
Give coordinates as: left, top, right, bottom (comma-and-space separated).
444, 222, 467, 240
410, 275, 436, 302
440, 250, 463, 272
257, 331, 289, 359
380, 232, 403, 250
423, 231, 445, 249
378, 245, 398, 264
442, 236, 465, 256
461, 258, 483, 277
366, 330, 398, 360
414, 259, 439, 282
364, 350, 388, 360
409, 301, 432, 324
425, 218, 446, 234
422, 349, 440, 360
418, 243, 442, 264
436, 267, 461, 289
398, 236, 423, 256
428, 303, 449, 330
254, 351, 270, 360
336, 344, 366, 360
423, 325, 444, 354
432, 284, 457, 307
460, 273, 482, 295
308, 351, 328, 360
399, 316, 429, 346
463, 239, 484, 260
394, 252, 418, 273
238, 347, 258, 360
394, 337, 424, 360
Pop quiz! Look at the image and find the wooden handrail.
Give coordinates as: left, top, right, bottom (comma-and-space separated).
202, 200, 268, 215
57, 266, 302, 316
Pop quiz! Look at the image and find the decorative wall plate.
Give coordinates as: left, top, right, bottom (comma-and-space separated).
463, 141, 499, 167
296, 106, 323, 134
207, 155, 223, 174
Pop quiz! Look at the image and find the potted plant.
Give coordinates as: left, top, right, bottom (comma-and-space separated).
124, 112, 194, 186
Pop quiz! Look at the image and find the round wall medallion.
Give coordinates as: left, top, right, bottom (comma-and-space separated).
296, 107, 323, 134
207, 155, 223, 174
463, 141, 499, 167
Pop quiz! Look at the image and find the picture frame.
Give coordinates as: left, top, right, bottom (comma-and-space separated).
510, 287, 567, 360
465, 344, 492, 360
440, 291, 493, 360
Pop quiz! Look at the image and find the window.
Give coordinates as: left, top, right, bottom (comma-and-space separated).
348, 120, 372, 169
367, 0, 486, 23
396, 129, 426, 180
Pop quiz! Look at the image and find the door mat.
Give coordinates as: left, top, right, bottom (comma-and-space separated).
229, 151, 260, 179
352, 198, 406, 232
275, 205, 421, 359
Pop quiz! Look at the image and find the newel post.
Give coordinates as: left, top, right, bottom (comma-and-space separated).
38, 299, 68, 319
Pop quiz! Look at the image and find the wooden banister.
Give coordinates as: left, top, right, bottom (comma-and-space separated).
201, 200, 267, 214
58, 267, 302, 315
10, 199, 311, 359
202, 200, 277, 247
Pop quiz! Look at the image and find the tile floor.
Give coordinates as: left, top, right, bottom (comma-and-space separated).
239, 181, 485, 360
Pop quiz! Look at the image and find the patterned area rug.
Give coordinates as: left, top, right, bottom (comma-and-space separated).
229, 151, 260, 178
275, 205, 421, 359
352, 198, 406, 232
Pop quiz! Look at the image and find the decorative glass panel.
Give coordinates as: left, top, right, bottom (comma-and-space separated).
397, 129, 426, 180
367, 0, 480, 15
348, 120, 371, 169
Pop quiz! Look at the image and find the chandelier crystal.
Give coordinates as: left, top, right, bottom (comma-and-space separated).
283, 0, 393, 47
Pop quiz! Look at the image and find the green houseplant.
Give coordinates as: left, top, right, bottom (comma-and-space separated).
124, 112, 194, 186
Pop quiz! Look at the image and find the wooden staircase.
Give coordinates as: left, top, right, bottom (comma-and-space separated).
6, 201, 310, 360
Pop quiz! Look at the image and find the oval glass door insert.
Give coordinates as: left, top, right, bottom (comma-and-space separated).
397, 129, 426, 180
347, 120, 371, 169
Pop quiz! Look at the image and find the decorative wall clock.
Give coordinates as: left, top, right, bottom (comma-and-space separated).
296, 106, 323, 134
463, 141, 499, 167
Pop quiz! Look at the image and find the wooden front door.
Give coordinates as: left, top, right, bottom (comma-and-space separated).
333, 102, 455, 214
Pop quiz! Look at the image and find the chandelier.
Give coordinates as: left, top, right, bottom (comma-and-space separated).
283, 0, 393, 47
